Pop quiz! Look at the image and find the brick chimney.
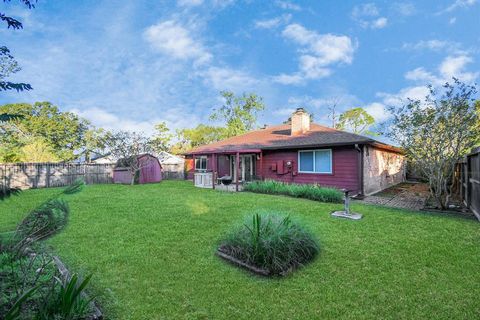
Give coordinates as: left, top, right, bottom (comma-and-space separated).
291, 107, 310, 136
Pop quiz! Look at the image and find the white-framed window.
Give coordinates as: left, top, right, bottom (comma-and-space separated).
298, 149, 332, 174
195, 156, 208, 171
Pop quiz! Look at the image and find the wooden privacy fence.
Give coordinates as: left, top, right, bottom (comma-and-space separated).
459, 147, 480, 221
161, 163, 185, 180
0, 163, 115, 190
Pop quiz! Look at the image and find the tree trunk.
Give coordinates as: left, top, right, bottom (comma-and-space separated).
130, 171, 135, 185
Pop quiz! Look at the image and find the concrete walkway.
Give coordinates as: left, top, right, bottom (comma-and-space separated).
358, 183, 430, 211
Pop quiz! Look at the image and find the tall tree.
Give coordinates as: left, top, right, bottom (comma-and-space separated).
172, 124, 226, 154
150, 122, 173, 154
327, 97, 340, 128
210, 91, 265, 138
0, 102, 89, 161
0, 0, 36, 92
386, 79, 479, 209
83, 127, 112, 162
336, 107, 377, 136
19, 137, 59, 162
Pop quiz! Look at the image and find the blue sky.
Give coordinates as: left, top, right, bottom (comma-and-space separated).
1, 0, 479, 141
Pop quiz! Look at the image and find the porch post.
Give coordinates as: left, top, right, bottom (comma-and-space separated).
192, 154, 195, 181
259, 151, 263, 181
212, 153, 216, 190
236, 152, 240, 191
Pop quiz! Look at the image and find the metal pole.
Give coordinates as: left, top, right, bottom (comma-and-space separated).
344, 189, 350, 215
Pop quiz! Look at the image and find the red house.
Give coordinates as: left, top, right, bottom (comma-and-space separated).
185, 108, 405, 196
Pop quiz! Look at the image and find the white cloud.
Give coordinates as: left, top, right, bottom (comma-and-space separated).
177, 0, 204, 6
364, 102, 390, 122
439, 55, 478, 82
71, 107, 200, 136
379, 54, 477, 108
402, 39, 451, 51
275, 0, 301, 11
392, 2, 416, 16
298, 55, 332, 78
449, 17, 457, 24
372, 17, 388, 29
71, 108, 160, 135
351, 3, 388, 29
276, 23, 356, 83
404, 67, 438, 83
352, 3, 379, 17
272, 73, 304, 85
254, 14, 291, 29
200, 66, 260, 91
438, 0, 477, 14
143, 20, 212, 65
377, 86, 431, 107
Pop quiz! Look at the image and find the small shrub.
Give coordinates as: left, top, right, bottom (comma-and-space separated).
219, 213, 319, 275
244, 180, 343, 203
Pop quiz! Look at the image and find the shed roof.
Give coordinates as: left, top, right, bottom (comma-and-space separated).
186, 123, 402, 154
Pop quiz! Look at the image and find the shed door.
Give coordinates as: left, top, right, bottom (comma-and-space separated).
140, 158, 160, 183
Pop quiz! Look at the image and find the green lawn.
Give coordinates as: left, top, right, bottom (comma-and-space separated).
1, 181, 479, 319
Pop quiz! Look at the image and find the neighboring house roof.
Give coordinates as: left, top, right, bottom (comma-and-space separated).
91, 153, 117, 164
186, 123, 402, 154
156, 151, 185, 165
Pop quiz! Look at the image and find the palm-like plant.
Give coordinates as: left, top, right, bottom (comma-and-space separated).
220, 213, 319, 275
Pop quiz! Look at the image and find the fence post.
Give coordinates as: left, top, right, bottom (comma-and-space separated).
46, 163, 51, 188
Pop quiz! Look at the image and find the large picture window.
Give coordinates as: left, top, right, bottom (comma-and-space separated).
195, 156, 208, 171
298, 149, 332, 173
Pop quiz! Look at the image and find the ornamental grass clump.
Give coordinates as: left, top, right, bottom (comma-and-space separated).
218, 213, 319, 276
244, 180, 342, 203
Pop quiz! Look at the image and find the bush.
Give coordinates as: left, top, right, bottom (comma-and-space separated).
0, 179, 93, 320
244, 180, 343, 203
219, 213, 319, 275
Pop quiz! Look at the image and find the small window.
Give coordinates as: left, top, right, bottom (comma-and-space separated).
298, 149, 332, 173
195, 156, 208, 171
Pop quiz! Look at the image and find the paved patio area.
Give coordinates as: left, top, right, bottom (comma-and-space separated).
358, 183, 430, 211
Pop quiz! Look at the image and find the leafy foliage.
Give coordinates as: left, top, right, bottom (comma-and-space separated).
0, 1, 37, 92
0, 186, 21, 200
150, 121, 174, 153
170, 91, 265, 153
386, 79, 479, 209
39, 273, 93, 320
0, 102, 90, 161
210, 90, 265, 138
83, 127, 112, 162
173, 124, 226, 153
4, 285, 39, 320
244, 180, 343, 203
336, 107, 377, 135
219, 213, 319, 275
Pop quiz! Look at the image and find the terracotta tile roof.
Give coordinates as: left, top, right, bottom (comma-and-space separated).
186, 123, 402, 154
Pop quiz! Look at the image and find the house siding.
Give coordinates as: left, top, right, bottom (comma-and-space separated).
186, 154, 229, 179
260, 146, 361, 193
363, 145, 405, 195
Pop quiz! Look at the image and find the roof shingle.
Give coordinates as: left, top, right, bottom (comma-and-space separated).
186, 123, 400, 154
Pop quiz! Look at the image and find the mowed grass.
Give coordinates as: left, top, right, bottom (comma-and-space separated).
1, 181, 479, 319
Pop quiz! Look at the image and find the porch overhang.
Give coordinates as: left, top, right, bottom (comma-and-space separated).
187, 148, 262, 155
